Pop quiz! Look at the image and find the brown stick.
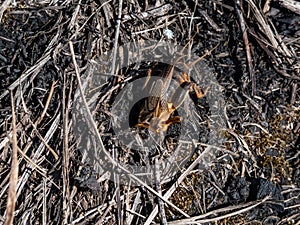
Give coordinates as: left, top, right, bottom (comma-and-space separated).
37, 80, 56, 125
0, 0, 11, 23
290, 82, 298, 104
62, 71, 70, 224
278, 0, 300, 15
235, 0, 256, 96
4, 91, 19, 225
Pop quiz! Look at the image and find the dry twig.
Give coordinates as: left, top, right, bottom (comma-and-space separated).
4, 91, 18, 225
278, 0, 300, 15
235, 0, 256, 96
0, 0, 11, 23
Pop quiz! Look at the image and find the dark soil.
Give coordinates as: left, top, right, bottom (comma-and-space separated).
0, 0, 299, 224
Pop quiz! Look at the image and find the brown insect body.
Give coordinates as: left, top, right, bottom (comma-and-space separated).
136, 62, 206, 134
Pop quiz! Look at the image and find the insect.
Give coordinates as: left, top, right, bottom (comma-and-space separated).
135, 60, 207, 134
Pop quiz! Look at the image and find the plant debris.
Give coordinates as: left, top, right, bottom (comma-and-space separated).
0, 0, 299, 224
